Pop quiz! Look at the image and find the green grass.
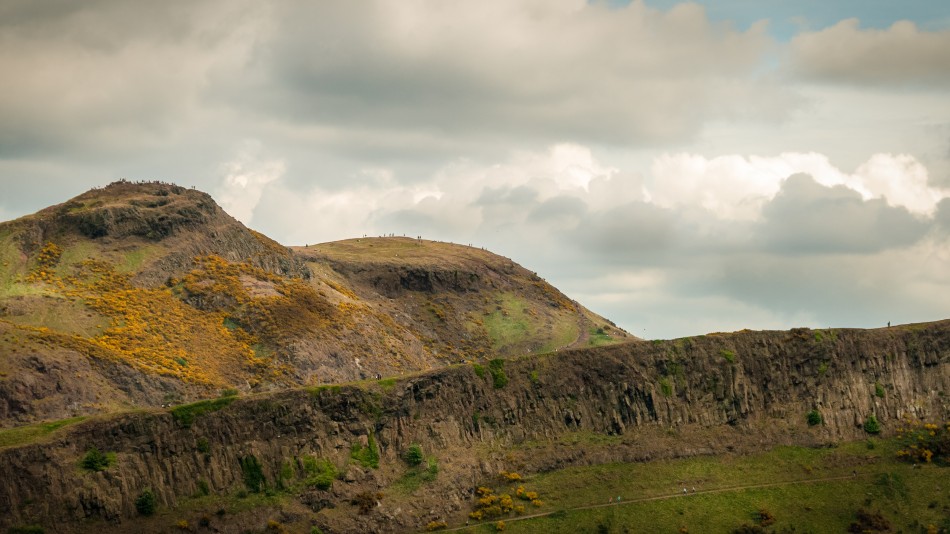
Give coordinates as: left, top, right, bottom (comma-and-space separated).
392, 457, 440, 494
0, 280, 55, 298
301, 456, 337, 490
470, 474, 947, 534
0, 230, 26, 295
454, 439, 950, 533
0, 416, 87, 448
586, 327, 617, 348
54, 242, 94, 275
483, 293, 532, 351
377, 377, 398, 391
169, 397, 236, 427
488, 359, 508, 388
350, 432, 380, 469
1, 297, 106, 336
117, 245, 158, 273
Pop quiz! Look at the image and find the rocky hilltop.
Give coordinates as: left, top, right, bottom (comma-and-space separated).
0, 182, 627, 428
1, 320, 947, 533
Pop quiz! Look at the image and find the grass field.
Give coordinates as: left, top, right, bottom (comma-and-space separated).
453, 438, 950, 533
0, 417, 87, 448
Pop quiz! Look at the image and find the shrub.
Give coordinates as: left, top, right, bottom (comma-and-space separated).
403, 444, 424, 466
81, 447, 114, 472
499, 471, 522, 482
196, 437, 210, 454
220, 388, 239, 397
302, 457, 337, 490
896, 419, 950, 464
351, 491, 381, 514
488, 359, 508, 389
423, 458, 439, 481
864, 415, 881, 435
847, 508, 891, 532
806, 409, 823, 426
7, 526, 44, 534
196, 479, 210, 496
426, 521, 448, 531
473, 364, 485, 378
351, 433, 380, 469
135, 489, 156, 516
278, 460, 295, 489
659, 378, 673, 397
719, 349, 736, 363
240, 455, 266, 493
874, 382, 885, 398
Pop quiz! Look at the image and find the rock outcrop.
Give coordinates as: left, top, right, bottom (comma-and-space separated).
1, 321, 947, 532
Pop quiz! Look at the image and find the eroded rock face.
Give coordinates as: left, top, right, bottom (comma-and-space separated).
1, 322, 948, 533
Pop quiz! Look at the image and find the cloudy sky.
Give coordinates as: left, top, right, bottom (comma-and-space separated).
2, 0, 949, 339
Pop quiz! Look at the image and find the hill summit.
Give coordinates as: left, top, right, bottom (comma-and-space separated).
0, 181, 629, 427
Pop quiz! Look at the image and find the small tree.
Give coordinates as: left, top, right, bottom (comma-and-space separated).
81, 447, 112, 472
864, 415, 881, 435
135, 489, 156, 516
807, 409, 823, 426
403, 444, 424, 466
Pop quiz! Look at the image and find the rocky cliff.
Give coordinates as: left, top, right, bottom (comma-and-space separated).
1, 320, 947, 533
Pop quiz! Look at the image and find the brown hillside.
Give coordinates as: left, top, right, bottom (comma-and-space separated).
0, 182, 630, 428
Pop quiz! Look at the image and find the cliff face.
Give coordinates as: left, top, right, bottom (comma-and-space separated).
1, 321, 947, 533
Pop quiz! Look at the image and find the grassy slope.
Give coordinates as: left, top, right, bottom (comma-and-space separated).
455, 438, 950, 533
302, 238, 629, 358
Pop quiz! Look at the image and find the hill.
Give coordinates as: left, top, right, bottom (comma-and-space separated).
0, 181, 628, 427
0, 319, 947, 532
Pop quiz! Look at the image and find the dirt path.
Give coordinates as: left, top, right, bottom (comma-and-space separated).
444, 473, 866, 531
565, 305, 590, 350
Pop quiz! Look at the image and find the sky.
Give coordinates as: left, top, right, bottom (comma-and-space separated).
1, 0, 949, 339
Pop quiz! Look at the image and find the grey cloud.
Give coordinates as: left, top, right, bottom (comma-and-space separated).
374, 210, 438, 238
789, 19, 950, 87
757, 173, 929, 254
231, 0, 785, 148
713, 250, 946, 329
474, 185, 539, 208
0, 0, 262, 158
935, 198, 950, 235
527, 196, 588, 224
570, 201, 676, 261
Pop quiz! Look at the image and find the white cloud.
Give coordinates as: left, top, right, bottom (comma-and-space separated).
216, 141, 285, 224
255, 145, 949, 246
648, 151, 946, 220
